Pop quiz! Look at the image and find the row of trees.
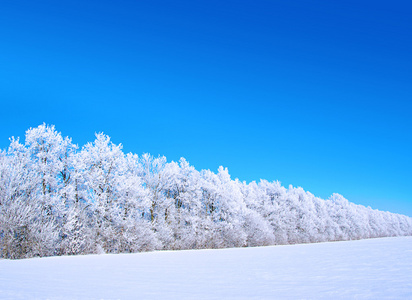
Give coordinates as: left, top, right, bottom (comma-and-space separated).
1, 124, 411, 259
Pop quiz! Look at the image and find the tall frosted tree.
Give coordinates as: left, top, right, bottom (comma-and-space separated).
1, 124, 411, 259
0, 136, 57, 258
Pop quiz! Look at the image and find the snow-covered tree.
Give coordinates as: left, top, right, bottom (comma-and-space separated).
0, 138, 57, 258
1, 124, 411, 259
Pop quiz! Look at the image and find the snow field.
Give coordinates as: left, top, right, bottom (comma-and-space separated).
1, 236, 411, 299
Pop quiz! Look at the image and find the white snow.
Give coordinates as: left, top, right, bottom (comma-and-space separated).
1, 236, 411, 299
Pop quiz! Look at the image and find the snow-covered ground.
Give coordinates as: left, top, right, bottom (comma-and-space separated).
1, 237, 411, 300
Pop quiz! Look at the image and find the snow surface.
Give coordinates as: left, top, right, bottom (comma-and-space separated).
1, 237, 411, 300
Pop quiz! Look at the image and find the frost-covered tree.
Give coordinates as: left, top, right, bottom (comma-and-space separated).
1, 124, 411, 259
0, 138, 57, 258
79, 134, 159, 253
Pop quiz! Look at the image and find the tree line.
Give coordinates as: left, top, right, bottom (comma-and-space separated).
0, 124, 411, 259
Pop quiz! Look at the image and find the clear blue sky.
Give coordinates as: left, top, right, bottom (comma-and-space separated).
1, 1, 411, 216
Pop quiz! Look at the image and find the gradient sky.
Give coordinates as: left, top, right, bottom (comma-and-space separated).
1, 1, 411, 216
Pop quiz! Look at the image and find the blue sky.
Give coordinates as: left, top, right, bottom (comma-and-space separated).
1, 0, 411, 216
